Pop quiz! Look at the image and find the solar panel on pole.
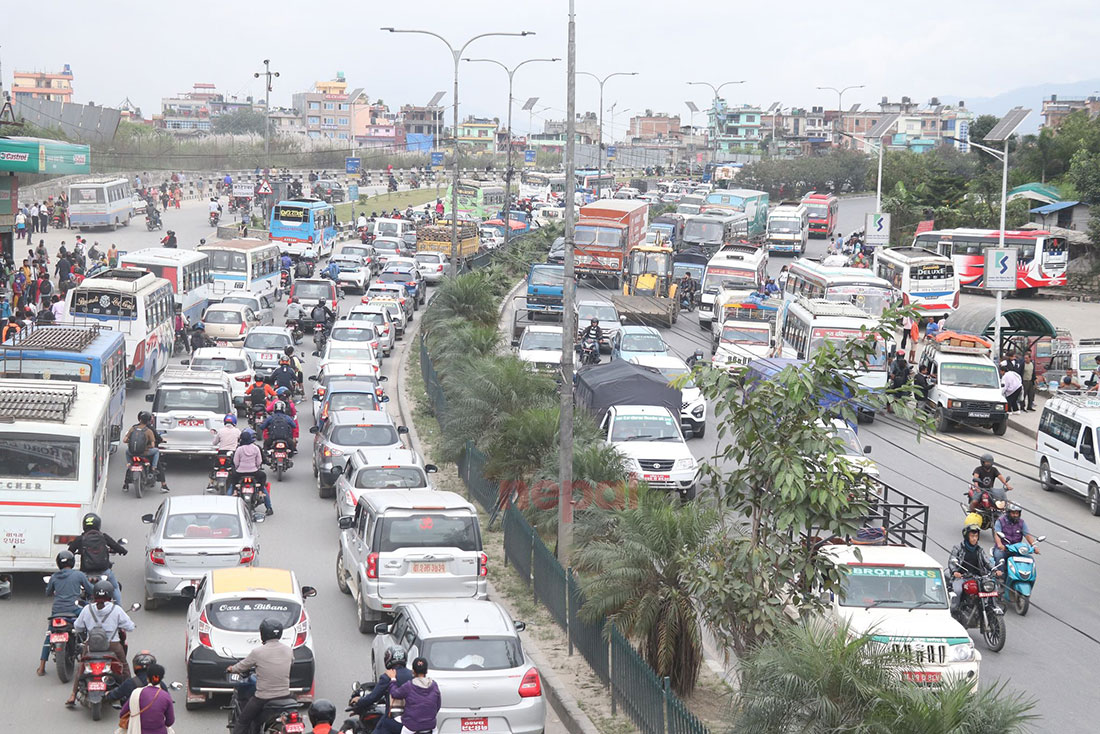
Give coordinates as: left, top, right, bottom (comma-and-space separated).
685, 101, 698, 113
985, 106, 1031, 141
866, 113, 900, 140
521, 97, 539, 111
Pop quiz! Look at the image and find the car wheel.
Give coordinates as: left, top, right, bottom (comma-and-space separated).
336, 550, 351, 595
935, 407, 952, 432
992, 420, 1007, 436
1090, 483, 1100, 517
357, 587, 376, 633
1039, 459, 1054, 492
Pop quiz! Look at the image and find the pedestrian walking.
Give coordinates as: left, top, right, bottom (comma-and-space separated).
15, 209, 26, 242
1022, 353, 1042, 411
108, 244, 119, 268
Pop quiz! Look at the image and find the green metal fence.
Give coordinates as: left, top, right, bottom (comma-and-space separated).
567, 570, 609, 686
503, 505, 534, 586
463, 442, 498, 512
665, 679, 711, 734
532, 533, 567, 629
611, 625, 666, 734
419, 334, 447, 421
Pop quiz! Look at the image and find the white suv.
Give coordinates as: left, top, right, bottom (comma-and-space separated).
601, 405, 698, 499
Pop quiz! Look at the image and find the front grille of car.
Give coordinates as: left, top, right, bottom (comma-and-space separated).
961, 401, 1002, 411
638, 459, 675, 472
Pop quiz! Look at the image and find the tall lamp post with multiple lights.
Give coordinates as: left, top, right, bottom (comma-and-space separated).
687, 80, 745, 163
254, 59, 280, 157
817, 83, 864, 145
381, 27, 534, 277
577, 70, 636, 197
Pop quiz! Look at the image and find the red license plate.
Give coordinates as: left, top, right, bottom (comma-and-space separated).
275, 451, 287, 458
217, 341, 230, 347
50, 633, 69, 643
216, 470, 229, 477
261, 353, 277, 361
461, 718, 489, 732
285, 724, 306, 734
412, 562, 446, 574
179, 419, 204, 427
87, 680, 107, 691
901, 670, 942, 684
643, 474, 670, 481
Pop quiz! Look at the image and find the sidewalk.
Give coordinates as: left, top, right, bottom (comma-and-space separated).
1007, 394, 1046, 438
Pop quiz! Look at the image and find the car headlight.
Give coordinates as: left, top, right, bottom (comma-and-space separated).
947, 642, 976, 662
691, 405, 705, 418
674, 457, 696, 470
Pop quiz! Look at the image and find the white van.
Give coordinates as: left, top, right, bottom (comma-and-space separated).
1036, 395, 1100, 514
916, 335, 1007, 435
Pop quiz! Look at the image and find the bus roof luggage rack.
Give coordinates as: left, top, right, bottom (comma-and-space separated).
794, 295, 868, 319
0, 383, 78, 422
1, 324, 102, 353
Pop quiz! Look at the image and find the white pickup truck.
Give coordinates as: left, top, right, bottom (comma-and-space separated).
601, 405, 698, 499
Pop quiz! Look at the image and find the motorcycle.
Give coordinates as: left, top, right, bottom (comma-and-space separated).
679, 289, 696, 312
209, 450, 234, 494
359, 226, 373, 244
280, 269, 291, 290
999, 533, 1045, 616
125, 454, 155, 498
577, 337, 600, 366
145, 213, 162, 231
338, 681, 386, 734
234, 474, 266, 513
173, 329, 189, 357
250, 402, 268, 430
295, 258, 315, 279
313, 322, 328, 352
949, 558, 1007, 652
287, 319, 303, 344
226, 673, 306, 733
270, 439, 293, 481
964, 480, 1010, 531
72, 606, 139, 721
209, 211, 221, 227
47, 613, 81, 682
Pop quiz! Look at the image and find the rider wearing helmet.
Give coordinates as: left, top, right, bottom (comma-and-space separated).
38, 550, 94, 676
350, 645, 413, 734
67, 580, 137, 706
993, 502, 1040, 563
260, 399, 298, 453
108, 650, 170, 703
231, 429, 272, 515
284, 345, 304, 387
212, 413, 242, 451
580, 317, 602, 344
270, 357, 297, 393
246, 372, 277, 409
226, 618, 293, 734
286, 296, 305, 325
947, 523, 1001, 614
969, 452, 1012, 510
67, 512, 127, 604
310, 299, 334, 327
308, 699, 337, 734
123, 411, 169, 493
189, 322, 212, 352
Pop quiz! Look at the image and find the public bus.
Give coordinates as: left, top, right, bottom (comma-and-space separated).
0, 325, 127, 450
782, 258, 896, 320
119, 248, 212, 326
197, 238, 281, 300
778, 295, 887, 394
701, 188, 769, 238
698, 245, 769, 327
521, 171, 567, 200
63, 268, 174, 386
873, 246, 960, 316
445, 180, 506, 220
268, 197, 338, 259
911, 228, 1068, 292
800, 192, 840, 239
0, 380, 112, 579
67, 178, 135, 230
576, 170, 615, 193
681, 212, 749, 254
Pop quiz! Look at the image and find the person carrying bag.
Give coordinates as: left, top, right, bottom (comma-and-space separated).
117, 663, 175, 734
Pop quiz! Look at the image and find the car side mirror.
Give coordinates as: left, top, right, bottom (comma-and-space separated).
118, 538, 128, 546
141, 514, 155, 524
378, 375, 388, 382
180, 586, 197, 600
863, 445, 872, 454
144, 394, 154, 402
425, 464, 438, 473
511, 339, 520, 348
309, 426, 319, 434
312, 351, 320, 357
129, 602, 142, 612
301, 586, 317, 599
619, 316, 626, 324
308, 375, 318, 382
380, 395, 390, 403
179, 359, 190, 366
338, 516, 355, 530
374, 623, 391, 635
253, 512, 266, 524
397, 426, 409, 434
42, 575, 52, 585
169, 681, 184, 691
514, 621, 527, 632
1036, 535, 1047, 543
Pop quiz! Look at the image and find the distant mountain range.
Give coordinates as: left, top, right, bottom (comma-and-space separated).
942, 79, 1100, 133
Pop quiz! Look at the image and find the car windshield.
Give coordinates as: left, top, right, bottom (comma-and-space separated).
329, 424, 399, 447
415, 254, 442, 266
163, 512, 243, 539
610, 414, 681, 442
840, 566, 948, 610
223, 296, 259, 309
376, 514, 478, 552
333, 258, 362, 269
190, 357, 248, 373
328, 392, 379, 412
720, 325, 770, 345
530, 267, 563, 287
377, 272, 412, 285
325, 347, 375, 363
654, 365, 695, 388
833, 425, 864, 456
294, 282, 334, 301
204, 309, 242, 324
376, 222, 399, 236
330, 327, 376, 343
243, 332, 290, 350
620, 333, 666, 353
684, 220, 724, 242
340, 246, 372, 259
154, 388, 230, 413
578, 304, 618, 322
354, 467, 426, 489
421, 637, 523, 671
939, 362, 1001, 388
348, 312, 386, 326
521, 331, 562, 351
206, 599, 301, 631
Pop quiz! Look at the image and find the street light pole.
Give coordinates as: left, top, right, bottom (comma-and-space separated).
382, 27, 534, 278
607, 103, 628, 181
816, 84, 864, 146
254, 59, 280, 158
685, 101, 699, 179
687, 80, 745, 164
559, 0, 578, 566
464, 57, 559, 253
578, 71, 637, 197
838, 130, 885, 212
968, 138, 1012, 361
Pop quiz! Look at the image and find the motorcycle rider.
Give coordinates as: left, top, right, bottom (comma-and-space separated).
993, 503, 1040, 564
209, 414, 242, 491
189, 323, 213, 352
106, 650, 169, 705
678, 272, 697, 307
65, 580, 136, 707
284, 346, 304, 388
310, 299, 334, 329
349, 646, 413, 734
38, 550, 93, 676
260, 401, 297, 454
322, 258, 341, 281
286, 297, 305, 329
385, 657, 441, 734
246, 373, 277, 416
969, 452, 1013, 511
160, 230, 177, 248
67, 513, 128, 603
309, 699, 338, 734
578, 317, 602, 363
267, 386, 298, 423
123, 411, 169, 493
231, 429, 272, 515
226, 618, 293, 734
270, 357, 298, 394
948, 523, 1002, 615
208, 197, 222, 221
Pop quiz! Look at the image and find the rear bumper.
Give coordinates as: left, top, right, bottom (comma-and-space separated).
436, 700, 546, 734
187, 645, 314, 693
365, 585, 489, 614
146, 562, 242, 598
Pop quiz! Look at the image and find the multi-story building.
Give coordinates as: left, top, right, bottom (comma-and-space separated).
400, 104, 445, 146
544, 112, 599, 142
527, 131, 592, 154
708, 101, 764, 154
12, 66, 74, 103
628, 113, 681, 141
456, 117, 499, 152
269, 108, 306, 136
292, 73, 354, 140
1041, 95, 1100, 130
158, 84, 217, 132
838, 97, 972, 153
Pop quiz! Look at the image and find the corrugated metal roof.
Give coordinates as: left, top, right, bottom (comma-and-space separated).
942, 305, 1056, 341
1029, 200, 1082, 215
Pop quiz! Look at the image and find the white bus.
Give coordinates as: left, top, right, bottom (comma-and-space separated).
521, 171, 567, 200
698, 245, 769, 327
68, 178, 135, 230
873, 246, 960, 316
0, 380, 111, 580
779, 295, 887, 392
197, 238, 281, 300
766, 203, 809, 255
119, 248, 212, 326
783, 258, 897, 320
64, 268, 174, 386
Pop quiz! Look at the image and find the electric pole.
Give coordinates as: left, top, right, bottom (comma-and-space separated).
558, 0, 577, 565
254, 59, 280, 157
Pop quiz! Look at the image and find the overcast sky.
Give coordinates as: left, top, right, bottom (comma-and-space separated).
5, 0, 1099, 137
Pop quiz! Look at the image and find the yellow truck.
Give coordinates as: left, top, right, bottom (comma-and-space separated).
417, 222, 480, 257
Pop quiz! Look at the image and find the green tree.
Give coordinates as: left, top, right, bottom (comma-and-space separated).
213, 109, 268, 135
573, 485, 718, 695
967, 114, 1000, 144
1068, 149, 1100, 204
423, 271, 501, 332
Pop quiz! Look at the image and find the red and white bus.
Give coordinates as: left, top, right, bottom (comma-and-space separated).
911, 228, 1068, 291
800, 192, 839, 238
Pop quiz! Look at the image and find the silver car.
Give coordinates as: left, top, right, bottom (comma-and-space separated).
218, 292, 276, 327
312, 409, 408, 492
333, 448, 437, 519
141, 494, 264, 609
371, 601, 545, 734
343, 306, 396, 356
241, 326, 296, 376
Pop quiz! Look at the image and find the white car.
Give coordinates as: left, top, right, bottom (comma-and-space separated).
414, 252, 447, 284
327, 322, 383, 362
383, 256, 420, 273
628, 354, 708, 439
513, 324, 564, 372
185, 347, 255, 412
602, 405, 698, 500
343, 305, 396, 356
828, 419, 879, 478
329, 253, 372, 294
131, 194, 147, 214
216, 291, 276, 327
480, 228, 504, 249
316, 340, 381, 377
363, 283, 413, 321
333, 447, 437, 519
359, 298, 406, 338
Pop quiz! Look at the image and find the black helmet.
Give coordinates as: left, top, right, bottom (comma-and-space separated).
92, 580, 114, 601
384, 645, 407, 669
82, 513, 102, 531
132, 651, 157, 674
138, 411, 152, 424
259, 618, 283, 643
56, 550, 76, 569
284, 345, 294, 356
308, 699, 337, 726
980, 453, 994, 465
590, 317, 598, 325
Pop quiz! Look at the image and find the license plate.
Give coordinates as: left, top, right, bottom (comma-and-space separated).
461, 718, 489, 732
216, 470, 229, 477
50, 633, 69, 643
901, 670, 941, 684
643, 474, 670, 481
411, 562, 446, 574
87, 680, 107, 691
179, 418, 205, 427
217, 340, 230, 347
968, 412, 990, 418
261, 353, 277, 361
275, 451, 287, 458
285, 724, 306, 734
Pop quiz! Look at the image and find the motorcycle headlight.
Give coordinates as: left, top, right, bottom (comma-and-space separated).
947, 642, 976, 662
674, 457, 696, 470
980, 579, 996, 593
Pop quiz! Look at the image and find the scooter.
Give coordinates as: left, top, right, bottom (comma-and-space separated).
173, 329, 189, 356
234, 475, 267, 513
226, 673, 305, 733
948, 558, 1007, 652
270, 439, 293, 481
999, 533, 1044, 616
125, 455, 155, 498
209, 211, 221, 227
209, 450, 234, 494
46, 613, 81, 682
337, 681, 386, 734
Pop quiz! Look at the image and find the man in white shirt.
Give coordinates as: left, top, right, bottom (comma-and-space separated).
67, 580, 137, 706
1001, 366, 1023, 413
29, 203, 40, 233
51, 295, 66, 320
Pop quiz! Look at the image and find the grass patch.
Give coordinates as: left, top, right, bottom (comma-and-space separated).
335, 188, 441, 221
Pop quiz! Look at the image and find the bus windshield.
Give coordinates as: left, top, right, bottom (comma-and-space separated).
769, 218, 802, 234
0, 433, 81, 480
911, 263, 954, 280
530, 267, 563, 287
825, 285, 893, 318
684, 220, 724, 243
720, 325, 770, 345
805, 204, 828, 218
704, 267, 756, 292
0, 358, 92, 382
71, 187, 105, 204
810, 327, 886, 370
205, 250, 247, 272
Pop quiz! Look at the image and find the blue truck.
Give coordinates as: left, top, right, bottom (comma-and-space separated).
527, 263, 565, 315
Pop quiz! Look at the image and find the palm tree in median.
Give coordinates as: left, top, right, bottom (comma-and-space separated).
423, 270, 500, 331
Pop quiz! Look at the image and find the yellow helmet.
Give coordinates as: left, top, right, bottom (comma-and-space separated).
963, 520, 982, 537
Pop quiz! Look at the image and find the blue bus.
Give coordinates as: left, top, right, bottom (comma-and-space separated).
0, 325, 128, 450
268, 197, 337, 259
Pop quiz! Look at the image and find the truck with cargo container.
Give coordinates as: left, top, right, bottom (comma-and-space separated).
574, 199, 649, 280
416, 222, 480, 258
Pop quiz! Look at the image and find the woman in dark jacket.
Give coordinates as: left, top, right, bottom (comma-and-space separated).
387, 657, 441, 734
118, 663, 175, 734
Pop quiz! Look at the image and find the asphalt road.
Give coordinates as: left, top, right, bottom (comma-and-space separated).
9, 195, 564, 734
572, 195, 1099, 731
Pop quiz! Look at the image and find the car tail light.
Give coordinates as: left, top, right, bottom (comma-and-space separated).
53, 534, 78, 545
382, 326, 390, 334
293, 609, 308, 648
344, 490, 357, 509
406, 281, 416, 287
149, 548, 165, 566
479, 552, 488, 578
236, 375, 251, 383
437, 264, 444, 271
316, 387, 327, 398
323, 445, 343, 458
198, 609, 213, 648
239, 547, 255, 565
365, 552, 378, 579
952, 291, 961, 309
88, 662, 107, 676
239, 322, 247, 335
519, 668, 541, 698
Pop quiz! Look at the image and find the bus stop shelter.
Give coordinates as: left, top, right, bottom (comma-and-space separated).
941, 304, 1057, 357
